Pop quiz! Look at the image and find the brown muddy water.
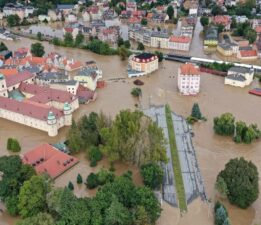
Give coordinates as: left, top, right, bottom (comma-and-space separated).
0, 36, 261, 225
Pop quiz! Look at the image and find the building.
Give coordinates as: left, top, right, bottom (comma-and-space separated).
150, 31, 169, 48
225, 66, 254, 87
212, 15, 231, 31
168, 36, 191, 51
128, 53, 158, 77
3, 3, 35, 19
22, 143, 79, 179
204, 26, 218, 47
237, 49, 258, 60
74, 67, 102, 91
178, 63, 200, 95
35, 72, 69, 85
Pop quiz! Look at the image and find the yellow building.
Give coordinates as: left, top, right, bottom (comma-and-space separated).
129, 53, 159, 77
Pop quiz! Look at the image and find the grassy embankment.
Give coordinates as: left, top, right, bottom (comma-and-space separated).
165, 104, 187, 212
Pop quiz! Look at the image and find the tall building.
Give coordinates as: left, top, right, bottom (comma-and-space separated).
178, 63, 200, 95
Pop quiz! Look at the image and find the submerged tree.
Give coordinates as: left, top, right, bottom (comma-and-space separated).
191, 103, 202, 120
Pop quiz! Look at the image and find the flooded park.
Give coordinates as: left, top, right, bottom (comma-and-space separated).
0, 27, 261, 225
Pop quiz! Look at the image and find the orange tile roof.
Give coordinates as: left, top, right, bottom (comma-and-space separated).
22, 143, 79, 179
0, 68, 18, 76
180, 63, 199, 75
169, 36, 191, 43
255, 26, 261, 33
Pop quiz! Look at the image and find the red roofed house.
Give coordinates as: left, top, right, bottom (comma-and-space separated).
237, 49, 258, 60
22, 143, 79, 179
212, 15, 231, 31
168, 36, 192, 51
178, 63, 200, 95
255, 26, 261, 35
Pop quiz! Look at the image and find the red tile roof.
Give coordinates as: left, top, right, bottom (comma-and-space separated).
0, 96, 63, 121
22, 143, 79, 179
19, 82, 76, 104
5, 71, 34, 87
255, 26, 261, 33
239, 49, 258, 57
169, 36, 191, 43
180, 63, 199, 75
212, 15, 231, 26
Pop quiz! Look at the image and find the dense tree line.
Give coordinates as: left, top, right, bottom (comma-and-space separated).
213, 113, 261, 144
67, 110, 167, 166
0, 155, 162, 225
216, 158, 259, 209
232, 22, 257, 44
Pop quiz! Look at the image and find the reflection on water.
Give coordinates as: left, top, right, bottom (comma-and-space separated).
0, 33, 261, 225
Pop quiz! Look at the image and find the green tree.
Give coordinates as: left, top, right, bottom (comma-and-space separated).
7, 15, 20, 27
68, 181, 74, 190
37, 32, 42, 41
154, 51, 163, 62
75, 32, 84, 46
134, 206, 150, 225
131, 87, 142, 97
244, 28, 257, 44
0, 42, 7, 51
117, 37, 124, 47
6, 195, 19, 216
137, 42, 145, 51
191, 103, 202, 120
77, 174, 83, 184
217, 158, 259, 208
97, 168, 115, 185
31, 43, 45, 57
18, 175, 51, 218
7, 138, 12, 150
124, 40, 131, 49
101, 110, 167, 165
87, 146, 103, 167
16, 212, 55, 225
118, 45, 128, 60
140, 163, 163, 189
141, 18, 148, 26
215, 204, 228, 225
64, 32, 74, 47
167, 5, 174, 19
200, 16, 209, 27
215, 176, 229, 198
67, 120, 84, 153
52, 37, 61, 46
213, 113, 235, 136
86, 173, 99, 189
105, 196, 131, 225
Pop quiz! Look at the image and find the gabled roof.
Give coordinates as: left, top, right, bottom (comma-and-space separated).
5, 71, 34, 87
180, 63, 199, 75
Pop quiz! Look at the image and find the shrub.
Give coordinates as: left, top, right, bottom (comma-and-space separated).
88, 146, 102, 167
140, 163, 163, 189
86, 173, 99, 189
7, 138, 21, 152
213, 113, 235, 136
131, 88, 142, 97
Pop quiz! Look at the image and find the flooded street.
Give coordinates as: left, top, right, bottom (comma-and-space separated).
0, 34, 261, 225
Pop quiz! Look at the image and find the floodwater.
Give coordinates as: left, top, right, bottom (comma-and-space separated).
0, 32, 261, 225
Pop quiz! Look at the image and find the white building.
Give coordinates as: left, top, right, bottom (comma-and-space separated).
178, 63, 200, 95
168, 36, 191, 51
225, 66, 254, 87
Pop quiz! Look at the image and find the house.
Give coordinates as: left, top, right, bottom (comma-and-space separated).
22, 143, 79, 179
88, 6, 102, 20
225, 66, 254, 87
212, 15, 231, 31
237, 49, 258, 60
178, 63, 200, 95
150, 31, 169, 49
3, 3, 35, 19
65, 13, 77, 23
35, 71, 69, 85
97, 26, 119, 44
168, 36, 191, 51
126, 0, 137, 11
63, 23, 83, 39
128, 53, 158, 77
189, 2, 198, 15
38, 15, 51, 22
0, 50, 12, 60
235, 15, 248, 24
82, 10, 91, 22
217, 42, 238, 56
57, 4, 74, 15
204, 26, 218, 47
74, 67, 102, 91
